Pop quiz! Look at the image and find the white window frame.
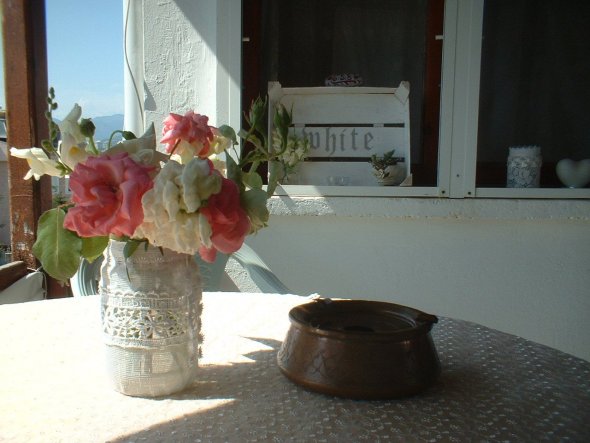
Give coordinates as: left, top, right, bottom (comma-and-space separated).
129, 0, 589, 200
273, 0, 590, 200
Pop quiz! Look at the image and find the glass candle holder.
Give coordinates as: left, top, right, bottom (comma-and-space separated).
506, 146, 542, 188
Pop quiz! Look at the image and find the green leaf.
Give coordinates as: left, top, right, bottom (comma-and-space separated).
241, 188, 270, 233
267, 161, 280, 197
32, 208, 82, 282
240, 150, 258, 165
55, 163, 69, 175
246, 133, 263, 150
123, 239, 143, 259
226, 154, 244, 191
237, 128, 250, 140
217, 125, 238, 144
81, 236, 109, 262
247, 96, 267, 134
242, 171, 263, 190
122, 131, 137, 140
274, 104, 292, 142
41, 139, 53, 151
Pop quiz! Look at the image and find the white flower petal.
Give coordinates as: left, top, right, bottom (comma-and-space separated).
58, 104, 85, 144
181, 158, 221, 213
10, 147, 62, 180
137, 159, 216, 255
198, 213, 212, 248
59, 135, 89, 169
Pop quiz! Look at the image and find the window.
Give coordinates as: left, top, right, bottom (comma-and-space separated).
45, 2, 124, 147
44, 2, 125, 203
243, 0, 590, 199
477, 0, 590, 189
243, 0, 444, 190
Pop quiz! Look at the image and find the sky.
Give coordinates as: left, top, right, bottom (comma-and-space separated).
0, 0, 124, 120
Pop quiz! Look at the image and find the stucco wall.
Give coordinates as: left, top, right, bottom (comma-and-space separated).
246, 197, 590, 361
141, 0, 240, 135
139, 1, 590, 361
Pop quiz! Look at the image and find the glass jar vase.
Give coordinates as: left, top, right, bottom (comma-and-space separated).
99, 240, 202, 397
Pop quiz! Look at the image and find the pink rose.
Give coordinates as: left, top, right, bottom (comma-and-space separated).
199, 178, 250, 262
64, 152, 154, 237
161, 111, 214, 157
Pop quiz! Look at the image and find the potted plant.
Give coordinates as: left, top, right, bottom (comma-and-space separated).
370, 149, 405, 186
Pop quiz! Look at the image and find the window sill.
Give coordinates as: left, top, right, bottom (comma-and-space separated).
268, 188, 590, 221
272, 184, 589, 200
273, 184, 441, 198
475, 187, 590, 199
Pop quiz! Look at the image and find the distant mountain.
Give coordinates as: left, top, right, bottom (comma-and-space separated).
54, 114, 125, 143
92, 114, 124, 142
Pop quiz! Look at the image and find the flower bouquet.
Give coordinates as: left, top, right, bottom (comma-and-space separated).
10, 89, 302, 283
10, 90, 313, 396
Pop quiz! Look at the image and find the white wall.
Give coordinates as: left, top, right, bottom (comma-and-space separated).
138, 1, 590, 361
247, 197, 590, 361
140, 0, 240, 135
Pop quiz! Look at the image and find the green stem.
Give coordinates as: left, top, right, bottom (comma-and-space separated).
169, 139, 181, 156
249, 160, 260, 173
260, 132, 269, 158
240, 126, 257, 164
107, 130, 124, 148
63, 163, 74, 175
87, 136, 99, 155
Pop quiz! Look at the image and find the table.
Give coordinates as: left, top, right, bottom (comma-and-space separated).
1, 293, 589, 442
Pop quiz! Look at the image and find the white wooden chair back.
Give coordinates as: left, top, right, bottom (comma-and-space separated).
268, 81, 411, 186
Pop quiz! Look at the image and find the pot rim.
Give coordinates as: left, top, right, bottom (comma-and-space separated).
288, 299, 438, 342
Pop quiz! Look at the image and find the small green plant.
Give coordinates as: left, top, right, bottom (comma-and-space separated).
370, 149, 397, 177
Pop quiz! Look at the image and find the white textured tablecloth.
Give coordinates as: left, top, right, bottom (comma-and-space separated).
0, 293, 589, 442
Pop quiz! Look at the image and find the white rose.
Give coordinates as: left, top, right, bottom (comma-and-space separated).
104, 124, 166, 167
133, 158, 221, 255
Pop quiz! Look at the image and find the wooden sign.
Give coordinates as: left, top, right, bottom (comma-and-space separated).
268, 82, 411, 186
293, 126, 406, 160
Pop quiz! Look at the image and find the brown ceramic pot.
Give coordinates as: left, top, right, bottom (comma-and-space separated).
277, 299, 440, 399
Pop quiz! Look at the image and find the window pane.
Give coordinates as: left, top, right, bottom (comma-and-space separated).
45, 1, 124, 203
46, 1, 124, 148
477, 0, 590, 187
246, 0, 440, 185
